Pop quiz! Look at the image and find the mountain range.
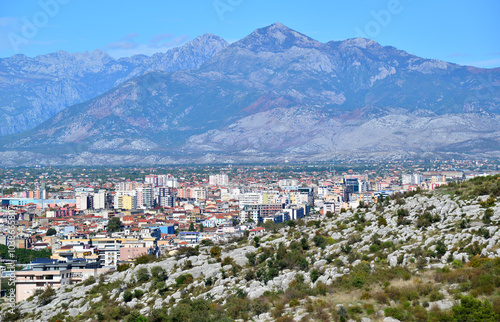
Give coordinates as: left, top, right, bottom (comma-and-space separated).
0, 23, 499, 165
0, 34, 228, 136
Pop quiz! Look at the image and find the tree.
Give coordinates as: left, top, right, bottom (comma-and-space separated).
188, 222, 195, 232
136, 267, 150, 282
107, 217, 122, 232
210, 246, 222, 258
452, 295, 499, 321
175, 246, 200, 259
123, 290, 133, 302
200, 239, 213, 247
198, 223, 204, 232
253, 237, 260, 248
38, 286, 56, 306
0, 244, 51, 263
46, 228, 57, 236
313, 235, 327, 249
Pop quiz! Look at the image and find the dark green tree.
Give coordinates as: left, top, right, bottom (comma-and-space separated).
0, 245, 51, 263
188, 222, 195, 232
46, 228, 57, 236
452, 295, 499, 321
107, 217, 122, 232
313, 235, 327, 249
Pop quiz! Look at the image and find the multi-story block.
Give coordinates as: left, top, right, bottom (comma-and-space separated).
15, 258, 110, 302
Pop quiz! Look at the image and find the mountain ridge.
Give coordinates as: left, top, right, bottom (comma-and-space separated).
0, 23, 499, 165
0, 34, 229, 136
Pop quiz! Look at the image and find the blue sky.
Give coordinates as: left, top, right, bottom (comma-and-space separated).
0, 0, 499, 68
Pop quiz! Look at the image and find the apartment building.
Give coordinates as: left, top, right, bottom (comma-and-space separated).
15, 258, 110, 302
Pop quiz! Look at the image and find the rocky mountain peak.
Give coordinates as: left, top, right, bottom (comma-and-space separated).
182, 33, 229, 55
234, 22, 322, 52
340, 38, 382, 49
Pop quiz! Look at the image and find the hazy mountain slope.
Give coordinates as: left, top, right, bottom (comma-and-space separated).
0, 34, 228, 136
0, 23, 498, 165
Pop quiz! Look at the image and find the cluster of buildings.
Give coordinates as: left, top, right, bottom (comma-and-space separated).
1, 163, 499, 301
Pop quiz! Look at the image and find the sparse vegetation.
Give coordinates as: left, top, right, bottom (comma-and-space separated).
6, 176, 500, 321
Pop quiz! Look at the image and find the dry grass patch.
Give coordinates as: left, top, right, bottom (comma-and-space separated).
318, 289, 365, 307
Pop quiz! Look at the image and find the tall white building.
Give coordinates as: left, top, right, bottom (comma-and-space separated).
158, 174, 179, 188
117, 181, 139, 191
146, 174, 179, 188
209, 174, 229, 186
193, 187, 207, 200
75, 193, 88, 211
136, 185, 154, 208
278, 179, 298, 188
93, 191, 106, 210
402, 174, 423, 185
239, 193, 262, 207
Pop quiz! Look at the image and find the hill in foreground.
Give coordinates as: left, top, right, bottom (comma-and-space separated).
3, 176, 500, 321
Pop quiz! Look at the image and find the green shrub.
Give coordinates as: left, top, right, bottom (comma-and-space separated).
124, 311, 147, 322
310, 269, 321, 283
435, 240, 447, 258
38, 286, 56, 306
221, 256, 234, 266
210, 246, 222, 258
378, 216, 387, 226
175, 273, 194, 287
151, 266, 167, 280
175, 246, 200, 259
369, 244, 379, 253
200, 239, 214, 246
134, 289, 144, 299
246, 252, 257, 265
2, 308, 23, 321
452, 295, 499, 321
84, 275, 96, 286
136, 267, 150, 282
110, 306, 129, 320
483, 208, 493, 224
117, 264, 132, 272
134, 254, 157, 265
313, 235, 326, 249
155, 281, 167, 293
123, 290, 133, 302
429, 289, 445, 302
452, 259, 463, 268
337, 306, 349, 321
300, 237, 309, 250
347, 305, 363, 316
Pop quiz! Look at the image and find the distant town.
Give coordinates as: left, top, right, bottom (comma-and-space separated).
1, 160, 499, 302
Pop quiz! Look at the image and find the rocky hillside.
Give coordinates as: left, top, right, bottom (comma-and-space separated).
0, 23, 498, 165
0, 34, 228, 136
4, 176, 500, 321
